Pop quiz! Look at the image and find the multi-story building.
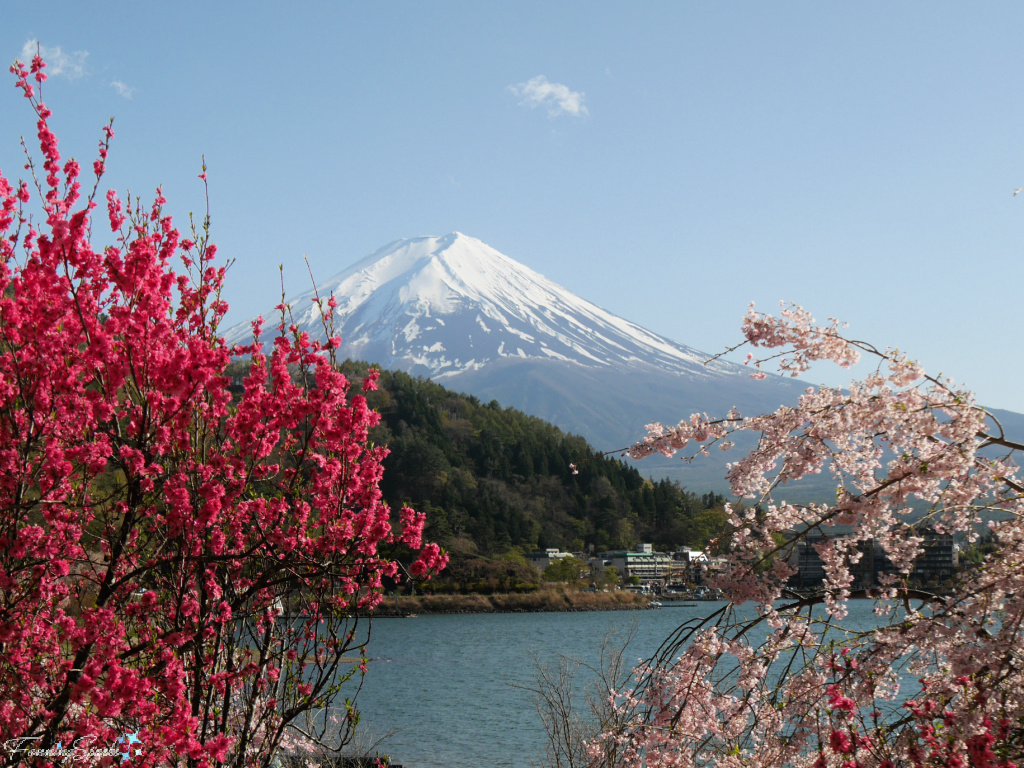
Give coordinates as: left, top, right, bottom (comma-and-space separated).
525, 548, 574, 571
592, 544, 678, 584
787, 529, 959, 589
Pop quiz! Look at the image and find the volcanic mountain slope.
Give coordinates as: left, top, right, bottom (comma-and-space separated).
228, 233, 735, 379
223, 233, 808, 491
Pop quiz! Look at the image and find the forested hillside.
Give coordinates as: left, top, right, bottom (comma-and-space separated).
334, 362, 731, 556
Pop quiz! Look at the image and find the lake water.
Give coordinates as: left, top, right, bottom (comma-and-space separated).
348, 600, 887, 768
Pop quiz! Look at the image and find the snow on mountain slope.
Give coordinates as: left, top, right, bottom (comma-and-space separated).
223, 232, 747, 382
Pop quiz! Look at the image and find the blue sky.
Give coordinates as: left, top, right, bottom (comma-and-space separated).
4, 2, 1024, 414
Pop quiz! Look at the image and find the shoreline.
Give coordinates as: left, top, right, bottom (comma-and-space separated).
370, 589, 652, 616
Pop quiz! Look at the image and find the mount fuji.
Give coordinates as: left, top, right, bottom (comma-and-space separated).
223, 233, 808, 489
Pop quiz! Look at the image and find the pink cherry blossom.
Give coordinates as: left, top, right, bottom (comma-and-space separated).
595, 302, 1024, 767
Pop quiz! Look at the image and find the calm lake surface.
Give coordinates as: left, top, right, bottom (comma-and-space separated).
349, 600, 887, 768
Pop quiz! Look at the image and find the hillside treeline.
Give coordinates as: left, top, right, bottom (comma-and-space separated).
330, 362, 730, 557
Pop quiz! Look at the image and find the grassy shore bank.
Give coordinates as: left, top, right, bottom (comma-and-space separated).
373, 588, 650, 616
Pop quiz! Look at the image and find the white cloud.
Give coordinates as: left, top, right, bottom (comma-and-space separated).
111, 80, 135, 99
509, 75, 588, 118
20, 40, 88, 80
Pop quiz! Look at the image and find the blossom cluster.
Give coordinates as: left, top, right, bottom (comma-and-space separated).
594, 303, 1024, 767
1, 55, 444, 767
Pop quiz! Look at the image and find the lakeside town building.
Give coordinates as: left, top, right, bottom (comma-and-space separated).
592, 544, 677, 583
587, 545, 716, 587
786, 529, 959, 589
528, 529, 959, 592
525, 548, 575, 571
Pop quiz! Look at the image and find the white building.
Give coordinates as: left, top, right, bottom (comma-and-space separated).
526, 548, 574, 571
592, 545, 676, 583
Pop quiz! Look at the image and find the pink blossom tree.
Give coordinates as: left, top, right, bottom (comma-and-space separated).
0, 54, 445, 767
594, 303, 1024, 767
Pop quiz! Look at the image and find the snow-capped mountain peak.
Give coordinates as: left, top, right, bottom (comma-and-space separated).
223, 232, 741, 381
